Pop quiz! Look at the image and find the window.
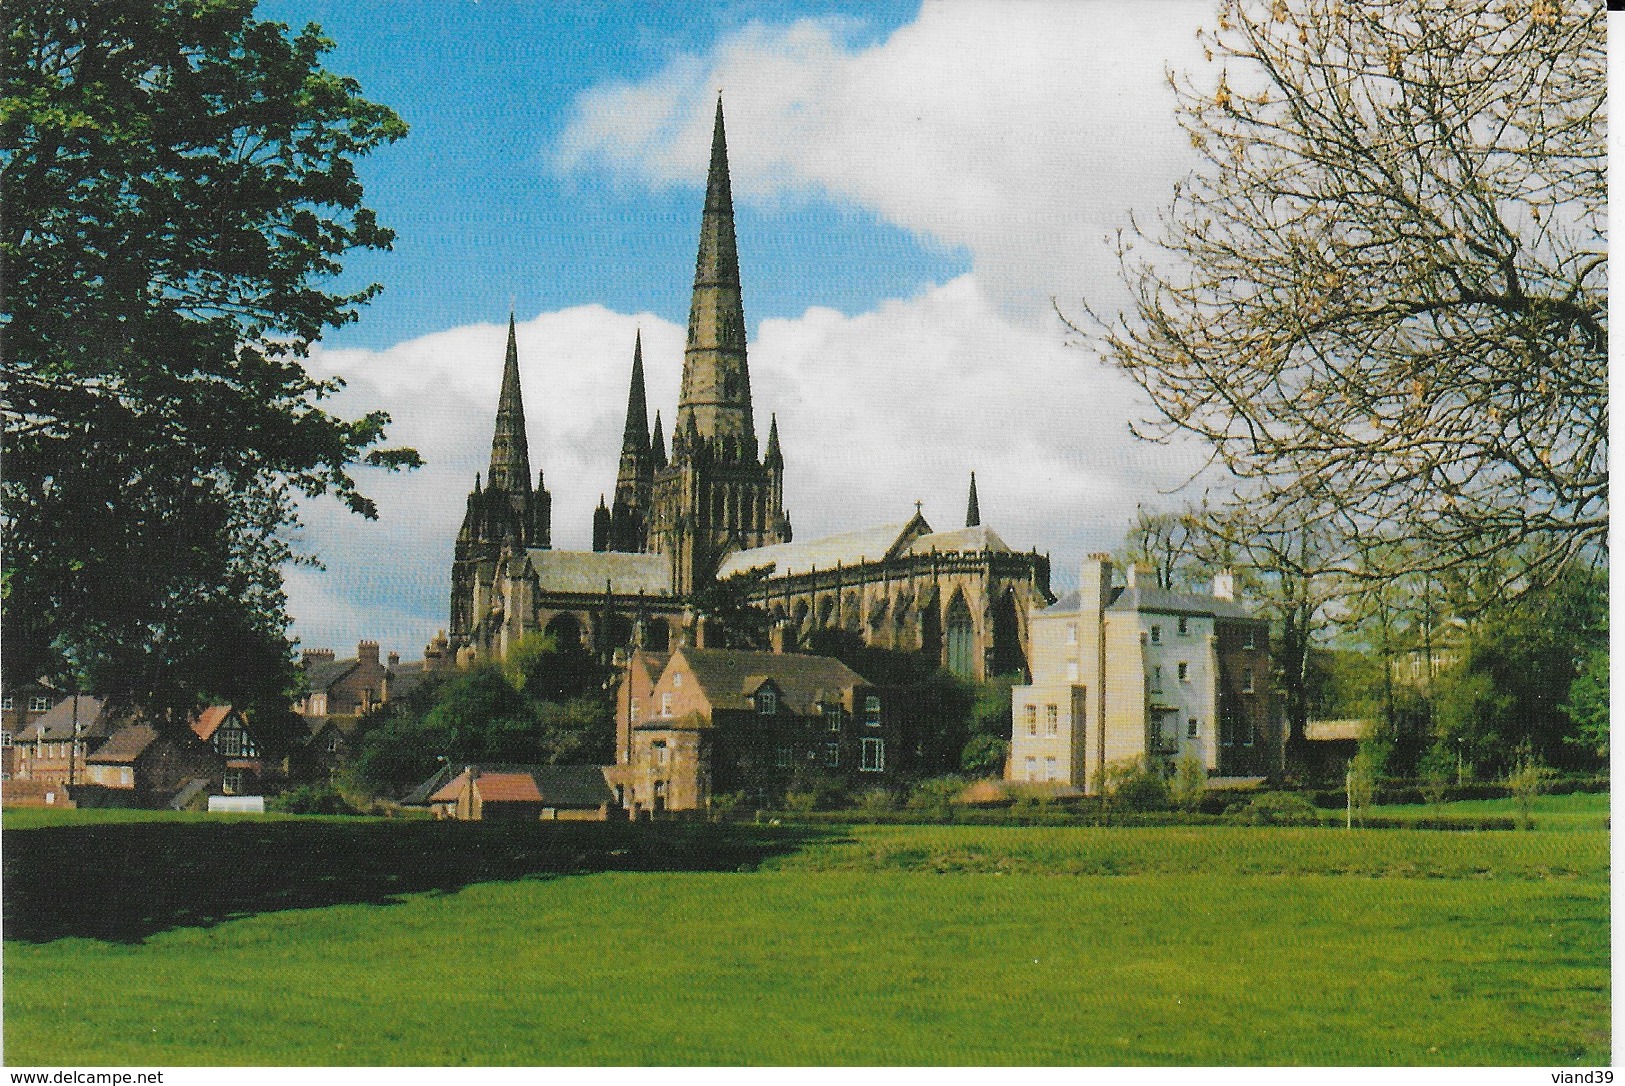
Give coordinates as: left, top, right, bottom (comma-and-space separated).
1024, 704, 1037, 736
325, 734, 341, 754
672, 672, 683, 688
1025, 756, 1038, 782
28, 696, 50, 713
309, 693, 328, 716
223, 768, 247, 795
861, 737, 885, 772
660, 692, 672, 718
1045, 705, 1059, 736
1065, 623, 1078, 645
824, 742, 840, 768
1178, 662, 1190, 683
864, 695, 881, 727
653, 740, 669, 766
1244, 717, 1256, 746
1151, 665, 1163, 693
218, 727, 256, 758
1150, 625, 1161, 644
1177, 616, 1189, 636
825, 705, 842, 733
757, 689, 777, 715
1242, 669, 1255, 694
1046, 756, 1059, 781
1187, 718, 1198, 739
0, 733, 10, 748
0, 696, 12, 711
1066, 661, 1080, 682
775, 746, 793, 769
630, 697, 640, 721
1243, 628, 1257, 650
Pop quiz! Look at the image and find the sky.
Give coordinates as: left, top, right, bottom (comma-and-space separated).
261, 0, 1223, 659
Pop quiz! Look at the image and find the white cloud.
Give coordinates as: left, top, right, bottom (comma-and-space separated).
285, 276, 1205, 653
553, 1, 1212, 318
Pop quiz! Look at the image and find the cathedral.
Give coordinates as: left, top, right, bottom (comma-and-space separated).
450, 100, 1052, 681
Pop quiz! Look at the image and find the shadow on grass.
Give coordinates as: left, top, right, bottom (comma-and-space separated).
3, 819, 846, 944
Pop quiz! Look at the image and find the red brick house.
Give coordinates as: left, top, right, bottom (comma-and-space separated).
82, 723, 223, 805
190, 706, 284, 795
1, 683, 65, 780
609, 646, 887, 815
11, 696, 123, 786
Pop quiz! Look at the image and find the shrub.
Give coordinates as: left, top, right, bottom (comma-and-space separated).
1169, 751, 1207, 812
1507, 750, 1556, 830
269, 783, 358, 816
1098, 757, 1170, 812
1224, 791, 1321, 826
857, 788, 896, 814
708, 791, 745, 822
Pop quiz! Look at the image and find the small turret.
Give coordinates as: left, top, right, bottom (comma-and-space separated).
651, 411, 667, 469
764, 413, 783, 469
592, 495, 611, 552
965, 471, 981, 528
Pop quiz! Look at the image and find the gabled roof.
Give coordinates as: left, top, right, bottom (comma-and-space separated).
303, 657, 359, 694
19, 697, 120, 742
425, 764, 616, 808
715, 516, 929, 579
85, 724, 162, 764
189, 705, 240, 743
524, 548, 672, 597
673, 648, 868, 714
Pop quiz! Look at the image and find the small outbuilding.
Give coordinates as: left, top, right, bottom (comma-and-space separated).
426, 764, 621, 822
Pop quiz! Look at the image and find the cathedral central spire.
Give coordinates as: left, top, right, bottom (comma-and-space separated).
677, 97, 754, 455
488, 312, 532, 492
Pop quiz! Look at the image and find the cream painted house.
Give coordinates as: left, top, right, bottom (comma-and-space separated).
1010, 555, 1274, 792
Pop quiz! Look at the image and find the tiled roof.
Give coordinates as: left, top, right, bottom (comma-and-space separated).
525, 549, 672, 597
85, 724, 161, 764
476, 772, 543, 803
715, 521, 919, 579
19, 697, 119, 742
402, 763, 461, 805
189, 705, 235, 742
424, 764, 616, 808
677, 648, 869, 714
303, 657, 358, 693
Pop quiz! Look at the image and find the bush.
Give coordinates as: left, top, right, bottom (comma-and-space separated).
269, 783, 359, 816
857, 788, 896, 814
1169, 751, 1207, 813
1097, 757, 1170, 812
1224, 791, 1321, 826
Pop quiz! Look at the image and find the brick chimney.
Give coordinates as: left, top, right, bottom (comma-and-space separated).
1079, 553, 1114, 618
357, 640, 380, 665
300, 648, 335, 668
1213, 569, 1236, 601
387, 651, 400, 669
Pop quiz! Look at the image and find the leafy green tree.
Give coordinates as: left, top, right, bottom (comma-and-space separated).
1507, 746, 1555, 831
1433, 567, 1606, 774
3, 0, 415, 721
1417, 742, 1455, 806
1562, 646, 1608, 760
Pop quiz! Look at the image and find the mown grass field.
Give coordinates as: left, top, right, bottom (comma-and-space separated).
2, 807, 1608, 1066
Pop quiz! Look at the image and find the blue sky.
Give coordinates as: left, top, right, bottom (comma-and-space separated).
265, 0, 1222, 657
259, 1, 960, 347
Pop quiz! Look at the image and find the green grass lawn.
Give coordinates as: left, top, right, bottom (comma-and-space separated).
1368, 791, 1610, 832
3, 812, 1609, 1066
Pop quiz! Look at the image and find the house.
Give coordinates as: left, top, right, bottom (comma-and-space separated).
610, 645, 885, 814
292, 639, 442, 781
1009, 556, 1275, 793
0, 683, 65, 780
81, 723, 224, 806
190, 705, 281, 795
426, 764, 620, 821
11, 696, 123, 785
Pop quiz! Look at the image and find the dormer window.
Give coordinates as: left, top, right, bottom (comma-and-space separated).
757, 689, 777, 715
672, 672, 683, 689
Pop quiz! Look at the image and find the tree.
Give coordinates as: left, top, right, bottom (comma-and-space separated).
3, 1, 416, 720
1075, 0, 1605, 596
1561, 645, 1608, 759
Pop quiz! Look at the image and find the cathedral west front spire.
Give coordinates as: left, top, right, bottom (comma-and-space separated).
676, 96, 755, 458
488, 312, 532, 493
